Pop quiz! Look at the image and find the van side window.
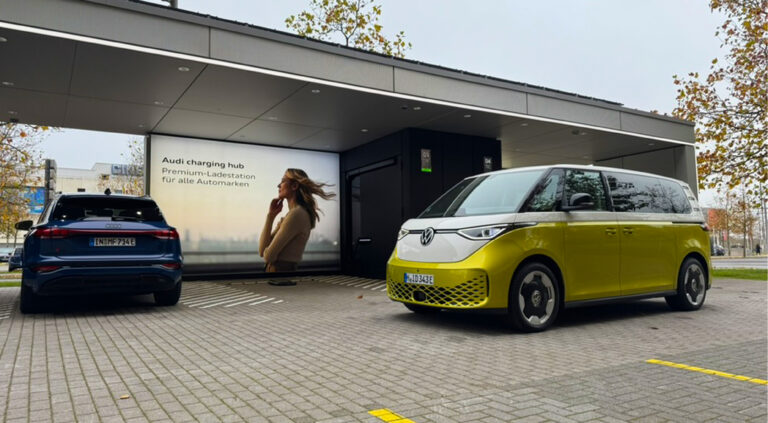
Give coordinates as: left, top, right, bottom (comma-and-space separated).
563, 170, 607, 211
525, 169, 563, 212
605, 172, 691, 214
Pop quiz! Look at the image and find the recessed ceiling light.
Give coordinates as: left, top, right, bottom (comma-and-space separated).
463, 114, 472, 118
648, 142, 655, 146
2, 81, 14, 87
520, 122, 529, 127
153, 100, 164, 105
266, 116, 278, 121
582, 155, 590, 159
0, 37, 7, 43
360, 129, 368, 133
138, 124, 144, 128
580, 131, 588, 136
8, 110, 17, 115
311, 89, 321, 94
177, 66, 190, 72
412, 106, 422, 111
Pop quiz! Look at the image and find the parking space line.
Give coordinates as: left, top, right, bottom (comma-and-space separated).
368, 408, 415, 423
198, 293, 261, 309
646, 359, 768, 385
182, 292, 245, 306
179, 284, 284, 309
224, 295, 267, 308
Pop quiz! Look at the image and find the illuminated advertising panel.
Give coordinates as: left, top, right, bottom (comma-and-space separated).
148, 134, 340, 272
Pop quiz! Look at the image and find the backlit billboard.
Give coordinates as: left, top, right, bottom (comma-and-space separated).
148, 134, 340, 272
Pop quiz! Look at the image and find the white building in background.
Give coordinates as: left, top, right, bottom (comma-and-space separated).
58, 162, 141, 194
0, 162, 139, 248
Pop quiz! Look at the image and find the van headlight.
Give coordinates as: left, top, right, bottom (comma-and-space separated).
397, 228, 409, 240
457, 224, 510, 240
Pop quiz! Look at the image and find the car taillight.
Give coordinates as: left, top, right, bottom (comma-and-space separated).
700, 223, 710, 232
161, 263, 182, 270
32, 265, 61, 273
32, 228, 71, 239
152, 229, 179, 239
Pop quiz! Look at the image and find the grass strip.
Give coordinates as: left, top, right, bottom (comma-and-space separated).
712, 268, 767, 281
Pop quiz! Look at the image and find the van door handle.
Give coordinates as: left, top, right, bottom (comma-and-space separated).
357, 238, 372, 244
623, 227, 634, 235
605, 228, 617, 235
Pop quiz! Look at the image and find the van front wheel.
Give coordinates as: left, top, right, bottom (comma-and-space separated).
666, 258, 707, 311
508, 262, 560, 332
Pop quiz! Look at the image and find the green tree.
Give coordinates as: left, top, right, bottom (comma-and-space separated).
673, 0, 768, 202
286, 0, 411, 58
672, 0, 767, 203
0, 122, 49, 239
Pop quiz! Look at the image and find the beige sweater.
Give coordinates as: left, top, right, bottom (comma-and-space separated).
259, 206, 312, 264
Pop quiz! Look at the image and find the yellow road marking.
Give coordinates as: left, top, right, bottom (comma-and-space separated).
369, 408, 416, 423
647, 359, 767, 385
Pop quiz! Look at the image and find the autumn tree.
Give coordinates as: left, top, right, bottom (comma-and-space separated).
97, 138, 144, 195
672, 0, 767, 203
0, 122, 49, 240
285, 0, 411, 58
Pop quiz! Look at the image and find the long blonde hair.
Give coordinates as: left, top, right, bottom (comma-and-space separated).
285, 168, 335, 228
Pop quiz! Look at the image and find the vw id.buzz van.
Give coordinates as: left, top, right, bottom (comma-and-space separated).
386, 165, 711, 332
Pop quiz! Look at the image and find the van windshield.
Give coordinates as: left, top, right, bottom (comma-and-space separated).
419, 170, 544, 218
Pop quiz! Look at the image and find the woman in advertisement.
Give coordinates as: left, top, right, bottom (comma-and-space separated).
259, 168, 335, 273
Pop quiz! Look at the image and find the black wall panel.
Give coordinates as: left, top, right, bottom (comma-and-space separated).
340, 128, 500, 277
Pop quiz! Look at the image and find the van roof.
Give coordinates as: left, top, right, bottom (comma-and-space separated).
481, 164, 691, 187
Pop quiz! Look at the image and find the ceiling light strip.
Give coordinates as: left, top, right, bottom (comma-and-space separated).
0, 20, 692, 146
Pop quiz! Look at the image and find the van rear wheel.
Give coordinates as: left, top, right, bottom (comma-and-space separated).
508, 262, 560, 332
666, 258, 707, 311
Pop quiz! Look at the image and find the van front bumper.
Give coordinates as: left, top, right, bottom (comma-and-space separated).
386, 252, 516, 310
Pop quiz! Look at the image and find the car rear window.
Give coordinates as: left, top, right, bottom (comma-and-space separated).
51, 197, 164, 222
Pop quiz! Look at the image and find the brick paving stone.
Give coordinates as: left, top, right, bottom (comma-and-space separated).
0, 279, 766, 422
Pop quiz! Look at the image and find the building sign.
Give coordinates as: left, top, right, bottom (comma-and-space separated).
483, 156, 493, 172
420, 148, 432, 173
111, 164, 142, 176
24, 187, 46, 214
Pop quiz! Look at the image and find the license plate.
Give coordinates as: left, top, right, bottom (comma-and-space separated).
90, 237, 136, 247
404, 273, 434, 285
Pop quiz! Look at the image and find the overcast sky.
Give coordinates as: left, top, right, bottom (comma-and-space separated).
40, 1, 724, 185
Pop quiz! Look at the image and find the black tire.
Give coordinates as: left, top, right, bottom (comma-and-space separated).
20, 283, 41, 314
404, 303, 441, 314
154, 282, 182, 306
666, 257, 707, 311
508, 262, 561, 332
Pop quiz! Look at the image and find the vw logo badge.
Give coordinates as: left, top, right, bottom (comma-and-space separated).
420, 227, 435, 246
105, 223, 122, 229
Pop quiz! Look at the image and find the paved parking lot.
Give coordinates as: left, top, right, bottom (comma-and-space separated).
0, 276, 765, 423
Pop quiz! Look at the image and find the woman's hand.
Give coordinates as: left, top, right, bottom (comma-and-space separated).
268, 197, 283, 218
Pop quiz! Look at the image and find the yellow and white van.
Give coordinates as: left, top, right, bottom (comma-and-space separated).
386, 165, 711, 332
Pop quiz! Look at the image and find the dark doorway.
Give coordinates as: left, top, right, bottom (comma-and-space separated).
348, 158, 400, 279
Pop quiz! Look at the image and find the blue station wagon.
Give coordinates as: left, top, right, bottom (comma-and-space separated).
17, 193, 183, 313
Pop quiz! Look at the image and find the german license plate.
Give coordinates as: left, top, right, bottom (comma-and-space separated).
404, 273, 434, 285
90, 237, 136, 247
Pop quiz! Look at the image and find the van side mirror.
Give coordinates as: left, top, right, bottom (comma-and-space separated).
15, 220, 33, 231
563, 193, 594, 211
